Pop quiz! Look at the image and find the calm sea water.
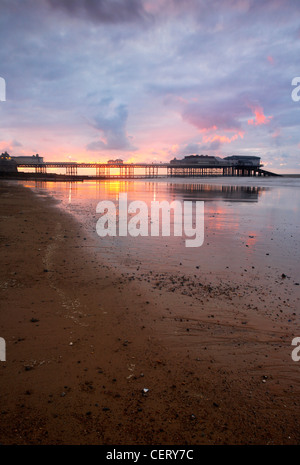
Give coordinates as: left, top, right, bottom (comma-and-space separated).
23, 177, 300, 286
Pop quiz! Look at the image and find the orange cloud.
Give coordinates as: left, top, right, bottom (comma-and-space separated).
202, 131, 244, 144
248, 106, 273, 126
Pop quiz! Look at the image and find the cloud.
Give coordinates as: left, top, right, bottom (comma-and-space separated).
1, 0, 300, 170
0, 139, 23, 153
173, 97, 247, 150
168, 134, 241, 158
11, 139, 23, 147
174, 140, 222, 155
248, 105, 273, 126
181, 101, 243, 132
46, 0, 149, 24
86, 99, 136, 151
202, 132, 245, 144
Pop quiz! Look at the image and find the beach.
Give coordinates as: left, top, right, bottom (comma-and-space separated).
0, 180, 299, 445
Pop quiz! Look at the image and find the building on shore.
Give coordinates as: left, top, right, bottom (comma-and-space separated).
11, 154, 44, 164
0, 152, 18, 173
170, 154, 261, 167
107, 159, 123, 165
223, 155, 261, 167
170, 155, 226, 165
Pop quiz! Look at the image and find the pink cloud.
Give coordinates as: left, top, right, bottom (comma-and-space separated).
202, 131, 244, 144
248, 106, 273, 126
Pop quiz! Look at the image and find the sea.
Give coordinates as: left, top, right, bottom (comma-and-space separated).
21, 176, 300, 294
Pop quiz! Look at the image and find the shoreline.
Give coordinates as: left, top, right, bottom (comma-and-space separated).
2, 172, 300, 183
0, 180, 299, 445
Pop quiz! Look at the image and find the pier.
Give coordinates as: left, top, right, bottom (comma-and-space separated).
14, 161, 280, 179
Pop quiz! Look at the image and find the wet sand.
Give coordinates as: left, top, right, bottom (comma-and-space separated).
0, 181, 299, 445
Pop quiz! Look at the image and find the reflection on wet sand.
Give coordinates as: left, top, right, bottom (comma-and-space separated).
22, 178, 299, 284
164, 183, 265, 202
97, 181, 265, 203
28, 179, 265, 203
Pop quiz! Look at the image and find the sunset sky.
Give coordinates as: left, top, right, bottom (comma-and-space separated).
1, 0, 300, 173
